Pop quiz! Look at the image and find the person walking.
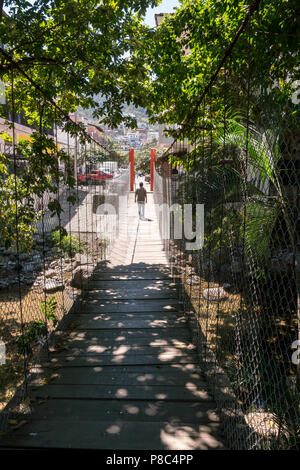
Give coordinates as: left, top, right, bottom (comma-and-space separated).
135, 182, 147, 220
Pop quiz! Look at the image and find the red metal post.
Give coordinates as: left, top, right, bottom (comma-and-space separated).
150, 148, 156, 192
129, 148, 134, 191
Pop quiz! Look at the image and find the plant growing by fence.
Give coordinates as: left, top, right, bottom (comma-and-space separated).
16, 296, 58, 357
48, 227, 89, 259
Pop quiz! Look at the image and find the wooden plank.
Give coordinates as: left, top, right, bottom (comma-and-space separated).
57, 327, 192, 342
30, 364, 205, 388
93, 265, 169, 273
11, 399, 220, 424
29, 383, 212, 402
48, 345, 195, 360
68, 311, 182, 320
49, 339, 195, 354
80, 299, 180, 313
45, 353, 198, 367
85, 290, 178, 300
63, 315, 187, 330
87, 280, 176, 288
0, 194, 226, 451
49, 334, 195, 361
1, 418, 224, 450
91, 272, 172, 281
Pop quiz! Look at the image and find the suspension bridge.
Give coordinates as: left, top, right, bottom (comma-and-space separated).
1, 0, 299, 449
0, 170, 226, 450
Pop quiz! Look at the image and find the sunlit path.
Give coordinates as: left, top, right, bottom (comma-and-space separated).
0, 189, 225, 450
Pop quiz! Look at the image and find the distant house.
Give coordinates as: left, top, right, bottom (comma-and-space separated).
87, 123, 105, 145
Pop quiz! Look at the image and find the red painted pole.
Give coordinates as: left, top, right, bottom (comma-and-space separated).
150, 148, 156, 192
129, 148, 134, 191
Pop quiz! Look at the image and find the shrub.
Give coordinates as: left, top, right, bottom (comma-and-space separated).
49, 228, 88, 258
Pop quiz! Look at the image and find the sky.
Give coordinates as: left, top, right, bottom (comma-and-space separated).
5, 1, 180, 27
144, 0, 180, 28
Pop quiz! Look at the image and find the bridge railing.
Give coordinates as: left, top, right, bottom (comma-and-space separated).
152, 17, 300, 452
154, 94, 300, 449
0, 94, 130, 433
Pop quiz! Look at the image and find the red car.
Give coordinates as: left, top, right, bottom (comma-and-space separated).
77, 170, 113, 185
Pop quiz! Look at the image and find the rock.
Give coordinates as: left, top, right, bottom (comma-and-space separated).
35, 263, 44, 271
22, 263, 35, 273
43, 281, 65, 293
231, 260, 243, 274
222, 283, 232, 291
0, 280, 9, 290
45, 269, 57, 278
203, 259, 216, 275
203, 287, 228, 301
185, 275, 199, 285
3, 248, 17, 255
74, 253, 93, 266
245, 412, 283, 437
19, 253, 30, 261
7, 261, 18, 271
70, 266, 94, 288
49, 260, 59, 268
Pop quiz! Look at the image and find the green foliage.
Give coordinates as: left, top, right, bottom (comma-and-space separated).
0, 1, 159, 250
16, 320, 48, 357
1, 0, 159, 130
40, 296, 58, 328
49, 227, 88, 258
244, 199, 280, 265
140, 0, 299, 136
204, 205, 243, 261
17, 295, 58, 357
135, 147, 151, 174
0, 157, 38, 252
0, 132, 75, 251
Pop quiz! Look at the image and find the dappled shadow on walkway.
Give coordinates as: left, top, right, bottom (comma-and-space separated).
0, 260, 225, 450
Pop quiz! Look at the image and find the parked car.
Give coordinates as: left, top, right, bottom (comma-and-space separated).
144, 174, 150, 183
100, 168, 116, 176
77, 170, 113, 185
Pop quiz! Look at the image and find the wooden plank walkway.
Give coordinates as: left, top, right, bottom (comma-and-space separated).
1, 192, 225, 449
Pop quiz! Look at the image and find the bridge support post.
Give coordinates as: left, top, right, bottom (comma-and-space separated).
129, 148, 134, 191
150, 148, 156, 192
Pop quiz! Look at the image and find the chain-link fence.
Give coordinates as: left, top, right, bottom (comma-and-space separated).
152, 0, 300, 442
0, 90, 130, 435
154, 88, 300, 449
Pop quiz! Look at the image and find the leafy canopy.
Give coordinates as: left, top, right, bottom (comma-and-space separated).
139, 0, 299, 141
1, 0, 158, 129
